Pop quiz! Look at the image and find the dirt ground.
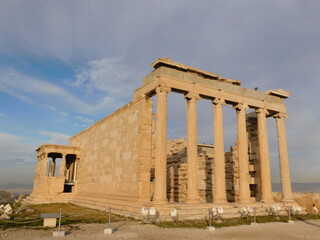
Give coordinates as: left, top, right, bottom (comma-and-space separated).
1, 219, 320, 240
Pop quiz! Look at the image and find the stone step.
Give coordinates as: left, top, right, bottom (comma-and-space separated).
24, 193, 306, 221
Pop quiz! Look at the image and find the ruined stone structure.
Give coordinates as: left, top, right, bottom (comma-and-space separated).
26, 58, 294, 218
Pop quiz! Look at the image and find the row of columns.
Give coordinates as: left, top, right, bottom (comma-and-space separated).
153, 85, 293, 204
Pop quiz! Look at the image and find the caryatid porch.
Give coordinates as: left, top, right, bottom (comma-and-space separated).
33, 144, 80, 194
134, 58, 293, 204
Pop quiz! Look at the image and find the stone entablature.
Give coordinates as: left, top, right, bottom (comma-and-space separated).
147, 57, 242, 86
135, 58, 289, 112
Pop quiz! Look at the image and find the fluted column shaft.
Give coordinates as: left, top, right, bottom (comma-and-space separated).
153, 85, 171, 203
212, 98, 227, 203
256, 108, 273, 202
234, 103, 251, 203
185, 92, 201, 203
274, 113, 293, 202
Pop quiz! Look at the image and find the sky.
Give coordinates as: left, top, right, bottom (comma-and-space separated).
0, 0, 319, 186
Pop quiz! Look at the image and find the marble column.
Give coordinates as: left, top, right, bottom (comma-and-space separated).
153, 85, 171, 203
74, 157, 79, 181
185, 92, 201, 203
45, 153, 50, 176
37, 153, 45, 177
212, 97, 227, 203
256, 108, 273, 202
274, 113, 293, 202
233, 103, 251, 203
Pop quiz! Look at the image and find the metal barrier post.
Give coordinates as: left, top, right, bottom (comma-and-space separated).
288, 207, 291, 220
250, 207, 258, 226
53, 208, 65, 237
206, 208, 215, 231
108, 207, 111, 229
58, 208, 62, 231
288, 206, 294, 224
104, 207, 114, 234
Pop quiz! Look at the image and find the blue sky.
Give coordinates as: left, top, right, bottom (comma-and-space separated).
0, 0, 319, 186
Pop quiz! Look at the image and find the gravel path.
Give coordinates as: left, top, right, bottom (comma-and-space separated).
1, 219, 320, 240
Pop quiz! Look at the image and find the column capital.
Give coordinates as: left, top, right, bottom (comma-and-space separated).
37, 154, 43, 161
156, 85, 171, 95
41, 152, 48, 159
184, 92, 201, 101
212, 97, 226, 106
273, 112, 288, 119
256, 107, 269, 115
233, 103, 249, 111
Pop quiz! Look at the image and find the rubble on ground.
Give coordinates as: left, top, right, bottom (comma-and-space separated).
15, 194, 27, 204
0, 202, 34, 220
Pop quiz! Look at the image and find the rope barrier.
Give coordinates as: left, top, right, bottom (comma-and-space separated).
0, 218, 43, 224
0, 205, 299, 226
111, 206, 266, 219
0, 210, 108, 225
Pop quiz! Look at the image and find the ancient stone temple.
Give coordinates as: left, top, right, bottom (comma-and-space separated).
26, 58, 294, 218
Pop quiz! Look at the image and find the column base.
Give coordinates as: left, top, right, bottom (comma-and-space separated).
261, 198, 274, 203
152, 199, 168, 205
213, 198, 227, 204
238, 198, 252, 204
186, 198, 200, 204
281, 198, 295, 203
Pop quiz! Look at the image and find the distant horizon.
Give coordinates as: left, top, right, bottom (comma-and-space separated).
1, 182, 319, 197
1, 181, 320, 187
1, 182, 320, 193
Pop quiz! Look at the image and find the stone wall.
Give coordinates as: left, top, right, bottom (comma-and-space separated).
246, 112, 261, 201
225, 146, 237, 202
165, 112, 261, 203
70, 97, 152, 200
166, 139, 215, 203
225, 112, 261, 202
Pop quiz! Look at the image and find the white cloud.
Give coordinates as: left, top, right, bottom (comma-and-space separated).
39, 131, 70, 145
44, 105, 69, 117
0, 67, 82, 107
0, 133, 36, 184
72, 57, 138, 97
0, 133, 34, 160
74, 116, 94, 125
0, 71, 34, 104
0, 0, 185, 62
0, 63, 136, 115
0, 131, 70, 185
0, 112, 7, 118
